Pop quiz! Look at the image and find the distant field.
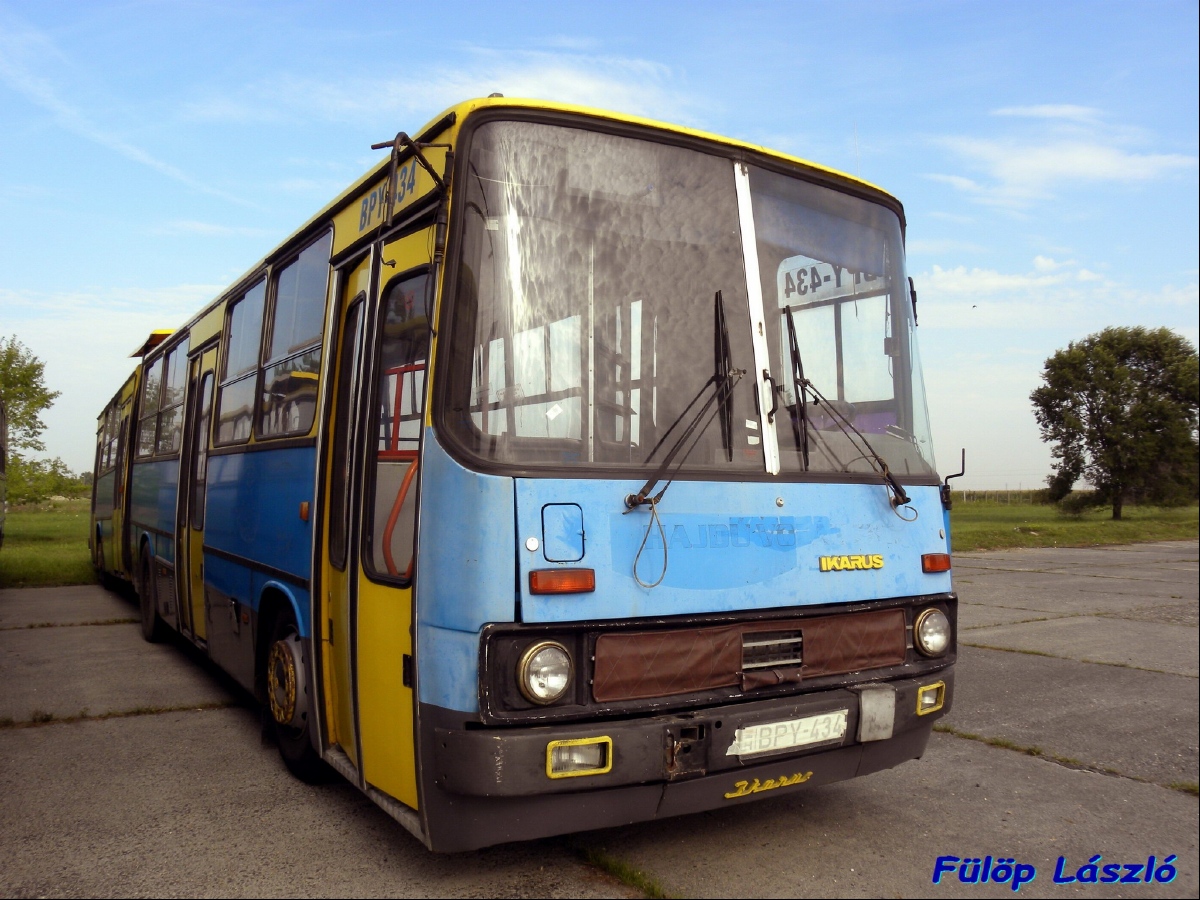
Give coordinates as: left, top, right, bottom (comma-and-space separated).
0, 498, 95, 589
950, 497, 1199, 551
0, 495, 1195, 589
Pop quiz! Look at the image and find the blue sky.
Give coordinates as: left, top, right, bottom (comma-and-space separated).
2, 0, 1196, 487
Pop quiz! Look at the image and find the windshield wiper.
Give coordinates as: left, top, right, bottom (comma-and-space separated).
626, 291, 743, 508
782, 306, 911, 509
783, 304, 811, 471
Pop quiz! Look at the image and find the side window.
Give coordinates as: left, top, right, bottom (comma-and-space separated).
367, 271, 430, 581
98, 408, 114, 472
190, 372, 214, 530
95, 413, 107, 474
216, 280, 266, 444
261, 231, 332, 438
136, 356, 164, 457
155, 338, 190, 454
105, 408, 118, 471
328, 299, 363, 571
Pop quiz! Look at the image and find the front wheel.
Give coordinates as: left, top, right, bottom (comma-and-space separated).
266, 614, 328, 783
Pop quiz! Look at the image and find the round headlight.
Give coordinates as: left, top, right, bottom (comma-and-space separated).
517, 641, 572, 705
914, 608, 951, 657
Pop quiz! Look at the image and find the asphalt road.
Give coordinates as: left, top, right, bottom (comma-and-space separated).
1, 541, 1196, 898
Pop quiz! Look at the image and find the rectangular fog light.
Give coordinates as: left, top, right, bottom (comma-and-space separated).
916, 681, 946, 715
546, 736, 612, 778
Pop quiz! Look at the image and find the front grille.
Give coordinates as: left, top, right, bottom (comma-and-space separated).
742, 630, 803, 670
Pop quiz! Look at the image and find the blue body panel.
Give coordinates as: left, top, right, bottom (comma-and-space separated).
129, 458, 179, 564
517, 480, 951, 622
416, 427, 951, 713
415, 430, 516, 711
204, 446, 316, 635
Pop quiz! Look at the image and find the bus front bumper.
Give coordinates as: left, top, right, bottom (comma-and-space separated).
432, 669, 952, 798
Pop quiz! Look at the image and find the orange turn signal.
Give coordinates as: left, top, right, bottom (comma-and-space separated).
922, 553, 952, 573
529, 568, 596, 594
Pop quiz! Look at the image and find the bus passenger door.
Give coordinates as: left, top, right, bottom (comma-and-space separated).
319, 254, 370, 771
176, 347, 217, 642
355, 229, 431, 811
113, 399, 132, 578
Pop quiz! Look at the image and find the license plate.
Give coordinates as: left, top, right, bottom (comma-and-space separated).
725, 709, 848, 757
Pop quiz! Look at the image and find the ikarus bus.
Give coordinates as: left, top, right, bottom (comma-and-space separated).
91, 97, 957, 851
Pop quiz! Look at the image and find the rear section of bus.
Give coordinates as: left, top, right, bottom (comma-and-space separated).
405, 103, 955, 851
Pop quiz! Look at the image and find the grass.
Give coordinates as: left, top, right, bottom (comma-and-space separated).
572, 845, 673, 899
0, 498, 96, 589
950, 498, 1198, 552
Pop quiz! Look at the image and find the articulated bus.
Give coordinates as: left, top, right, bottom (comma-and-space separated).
91, 97, 957, 852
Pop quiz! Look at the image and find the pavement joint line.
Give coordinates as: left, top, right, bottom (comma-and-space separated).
959, 608, 1200, 630
959, 613, 1086, 630
961, 641, 1199, 677
954, 564, 1199, 586
0, 700, 238, 730
957, 601, 1107, 614
1098, 611, 1198, 626
932, 723, 1200, 796
0, 617, 139, 631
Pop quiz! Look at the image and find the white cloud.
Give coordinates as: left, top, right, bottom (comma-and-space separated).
992, 104, 1103, 124
915, 260, 1198, 336
922, 264, 1073, 296
1033, 255, 1075, 272
924, 173, 984, 194
181, 49, 703, 132
929, 98, 1199, 210
931, 137, 1197, 207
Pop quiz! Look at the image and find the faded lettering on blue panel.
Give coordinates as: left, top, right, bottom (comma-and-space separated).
609, 514, 838, 589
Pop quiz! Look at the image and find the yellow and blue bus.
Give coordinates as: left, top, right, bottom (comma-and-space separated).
92, 97, 957, 851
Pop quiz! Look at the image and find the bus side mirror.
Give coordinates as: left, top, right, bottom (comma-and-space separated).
941, 449, 965, 509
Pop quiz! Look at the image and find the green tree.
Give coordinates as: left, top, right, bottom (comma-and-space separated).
1030, 326, 1199, 519
7, 455, 90, 504
0, 336, 61, 453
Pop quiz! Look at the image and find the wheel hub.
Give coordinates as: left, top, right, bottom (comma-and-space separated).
267, 634, 308, 729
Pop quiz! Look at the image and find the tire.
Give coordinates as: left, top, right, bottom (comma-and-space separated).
138, 548, 166, 643
265, 612, 328, 783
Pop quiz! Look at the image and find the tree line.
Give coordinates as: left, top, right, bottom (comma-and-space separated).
1, 336, 91, 504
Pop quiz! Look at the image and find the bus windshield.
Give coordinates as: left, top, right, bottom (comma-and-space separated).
445, 119, 935, 479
